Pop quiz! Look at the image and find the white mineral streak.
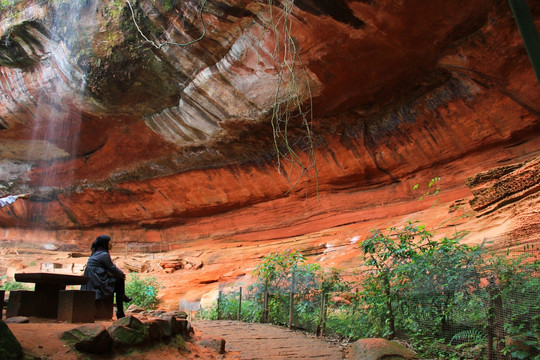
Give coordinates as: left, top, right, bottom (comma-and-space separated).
145, 17, 319, 146
0, 67, 33, 124
0, 25, 95, 161
0, 27, 90, 127
50, 42, 87, 95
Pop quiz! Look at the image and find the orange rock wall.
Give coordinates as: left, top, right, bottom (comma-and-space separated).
0, 0, 539, 263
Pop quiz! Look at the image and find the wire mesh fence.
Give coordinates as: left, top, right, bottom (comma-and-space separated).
203, 245, 539, 360
124, 242, 169, 255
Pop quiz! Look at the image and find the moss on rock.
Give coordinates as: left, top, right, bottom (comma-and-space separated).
0, 320, 23, 360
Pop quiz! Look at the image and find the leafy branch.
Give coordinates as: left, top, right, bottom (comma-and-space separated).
413, 176, 441, 201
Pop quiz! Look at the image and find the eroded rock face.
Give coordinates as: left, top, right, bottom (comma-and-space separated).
0, 0, 538, 255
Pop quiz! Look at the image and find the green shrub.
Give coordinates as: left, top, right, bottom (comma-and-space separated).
216, 291, 240, 320
0, 280, 31, 291
125, 273, 160, 310
325, 305, 368, 340
200, 305, 217, 320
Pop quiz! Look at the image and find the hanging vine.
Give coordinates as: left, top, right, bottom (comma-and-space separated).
126, 0, 208, 49
126, 0, 319, 197
263, 0, 319, 197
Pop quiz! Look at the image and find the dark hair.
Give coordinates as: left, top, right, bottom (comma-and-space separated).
91, 234, 111, 253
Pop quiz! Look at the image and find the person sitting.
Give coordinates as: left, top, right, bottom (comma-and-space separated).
82, 235, 131, 319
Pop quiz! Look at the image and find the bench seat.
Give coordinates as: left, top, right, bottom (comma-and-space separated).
57, 290, 96, 323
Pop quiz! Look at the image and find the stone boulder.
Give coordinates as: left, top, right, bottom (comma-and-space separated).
146, 309, 167, 317
183, 256, 203, 270
126, 304, 145, 313
198, 336, 226, 355
107, 316, 148, 347
0, 320, 23, 360
163, 310, 188, 319
141, 319, 162, 342
124, 258, 150, 273
59, 323, 113, 354
153, 318, 173, 339
174, 318, 192, 340
348, 338, 417, 360
4, 316, 29, 324
160, 259, 184, 273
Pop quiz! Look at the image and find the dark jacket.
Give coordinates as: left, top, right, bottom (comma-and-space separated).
82, 249, 125, 299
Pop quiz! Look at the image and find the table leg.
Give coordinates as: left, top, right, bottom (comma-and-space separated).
34, 283, 66, 318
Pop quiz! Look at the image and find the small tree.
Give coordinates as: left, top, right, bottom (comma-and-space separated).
358, 221, 484, 339
252, 249, 307, 290
251, 249, 349, 330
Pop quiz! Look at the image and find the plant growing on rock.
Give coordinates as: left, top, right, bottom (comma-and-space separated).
0, 0, 20, 12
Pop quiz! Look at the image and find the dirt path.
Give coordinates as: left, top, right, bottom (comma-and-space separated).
193, 320, 345, 359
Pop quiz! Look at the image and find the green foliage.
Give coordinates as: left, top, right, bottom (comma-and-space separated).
199, 304, 218, 320
200, 288, 262, 323
450, 328, 487, 345
242, 250, 348, 330
0, 280, 31, 291
125, 273, 160, 310
0, 0, 20, 11
358, 221, 486, 344
105, 0, 126, 20
414, 177, 441, 201
205, 226, 539, 360
325, 306, 368, 339
488, 253, 540, 359
252, 249, 306, 285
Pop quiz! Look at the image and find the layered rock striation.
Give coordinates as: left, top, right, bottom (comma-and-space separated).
0, 0, 538, 254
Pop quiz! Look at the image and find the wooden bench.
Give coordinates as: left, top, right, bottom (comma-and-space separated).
7, 273, 90, 320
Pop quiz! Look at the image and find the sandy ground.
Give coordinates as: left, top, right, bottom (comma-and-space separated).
3, 314, 345, 360
4, 315, 239, 359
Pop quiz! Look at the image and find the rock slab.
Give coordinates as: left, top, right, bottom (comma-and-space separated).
0, 320, 23, 360
348, 338, 417, 360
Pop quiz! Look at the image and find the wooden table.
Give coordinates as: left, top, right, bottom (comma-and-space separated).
11, 272, 89, 318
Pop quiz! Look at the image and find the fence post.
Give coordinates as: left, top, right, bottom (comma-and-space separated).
262, 280, 269, 323
317, 292, 324, 337
288, 271, 295, 330
319, 293, 328, 337
237, 287, 242, 321
288, 292, 294, 330
217, 290, 222, 320
487, 275, 505, 360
